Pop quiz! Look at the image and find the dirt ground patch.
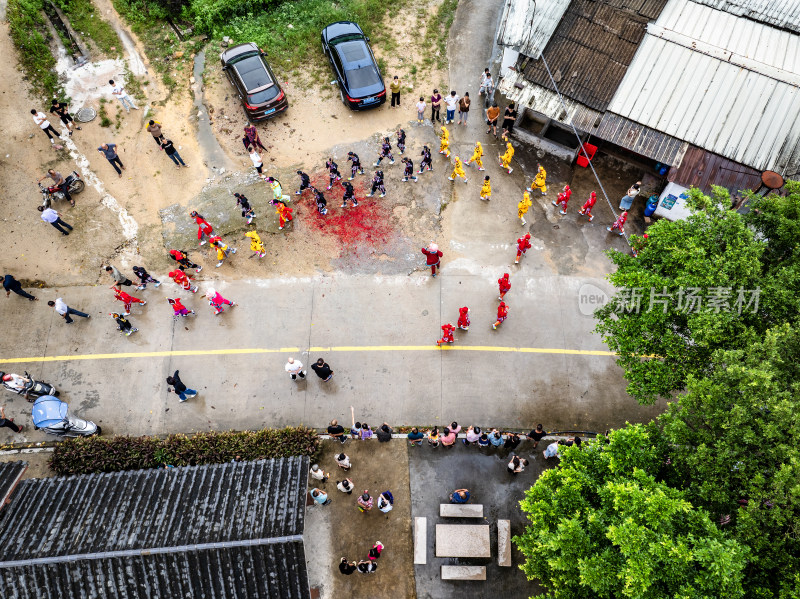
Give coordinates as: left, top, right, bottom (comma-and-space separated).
304, 438, 415, 599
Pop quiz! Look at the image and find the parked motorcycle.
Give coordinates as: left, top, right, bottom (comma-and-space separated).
32, 395, 100, 438
0, 371, 59, 402
39, 170, 85, 209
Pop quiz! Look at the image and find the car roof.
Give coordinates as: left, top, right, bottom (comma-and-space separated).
323, 21, 363, 42
234, 56, 274, 93
221, 42, 260, 63
334, 40, 372, 69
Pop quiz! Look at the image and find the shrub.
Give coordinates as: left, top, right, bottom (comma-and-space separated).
7, 0, 60, 99
49, 427, 320, 475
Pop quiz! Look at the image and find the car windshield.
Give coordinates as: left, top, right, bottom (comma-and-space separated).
345, 65, 381, 91
248, 85, 280, 105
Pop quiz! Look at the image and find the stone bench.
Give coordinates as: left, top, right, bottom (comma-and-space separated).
414, 517, 427, 564
439, 503, 484, 518
498, 519, 511, 566
441, 565, 486, 581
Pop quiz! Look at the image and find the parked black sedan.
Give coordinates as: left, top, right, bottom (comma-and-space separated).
220, 42, 288, 121
321, 21, 386, 110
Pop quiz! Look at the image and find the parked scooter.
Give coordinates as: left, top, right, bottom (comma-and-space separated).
0, 371, 59, 402
39, 170, 85, 209
31, 395, 100, 438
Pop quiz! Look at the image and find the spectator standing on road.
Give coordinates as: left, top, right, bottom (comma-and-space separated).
109, 79, 138, 112
457, 92, 471, 125
311, 488, 330, 505
242, 124, 267, 151
449, 488, 470, 503
489, 429, 505, 448
285, 357, 306, 381
336, 453, 351, 470
441, 427, 457, 448
0, 406, 23, 434
427, 426, 440, 447
390, 75, 401, 108
169, 249, 202, 272
421, 243, 443, 277
544, 440, 563, 459
479, 68, 491, 95
416, 96, 426, 123
132, 266, 161, 290
505, 433, 522, 450
31, 109, 60, 144
3, 274, 37, 301
38, 206, 73, 236
310, 464, 329, 483
312, 358, 334, 381
508, 455, 528, 474
408, 427, 424, 446
110, 312, 137, 337
444, 91, 459, 124
360, 423, 373, 440
369, 541, 384, 559
166, 370, 197, 402
339, 558, 357, 575
48, 298, 89, 324
462, 425, 481, 445
37, 169, 73, 206
357, 560, 377, 574
501, 102, 518, 140
337, 479, 354, 494
430, 89, 442, 123
527, 424, 547, 448
146, 120, 165, 147
98, 143, 125, 177
377, 492, 393, 513
357, 491, 373, 513
161, 139, 188, 168
106, 265, 133, 287
248, 146, 264, 178
478, 432, 490, 448
350, 407, 360, 439
450, 422, 462, 435
486, 102, 500, 136
492, 301, 509, 330
376, 423, 393, 442
50, 98, 79, 135
620, 181, 642, 211
328, 419, 346, 443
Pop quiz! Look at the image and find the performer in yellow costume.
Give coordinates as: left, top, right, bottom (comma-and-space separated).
244, 230, 266, 258
448, 156, 468, 183
465, 141, 484, 170
527, 164, 547, 195
517, 191, 532, 225
499, 142, 514, 174
480, 176, 491, 200
439, 126, 451, 157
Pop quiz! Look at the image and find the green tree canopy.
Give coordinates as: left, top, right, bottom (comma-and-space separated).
659, 324, 800, 599
514, 425, 747, 599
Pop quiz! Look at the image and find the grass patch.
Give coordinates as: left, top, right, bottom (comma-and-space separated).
422, 0, 458, 70
53, 0, 122, 57
98, 98, 112, 127
7, 0, 60, 100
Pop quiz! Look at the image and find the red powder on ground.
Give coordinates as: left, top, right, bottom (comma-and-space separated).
297, 171, 395, 251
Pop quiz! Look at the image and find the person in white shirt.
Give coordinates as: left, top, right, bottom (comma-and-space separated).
479, 68, 494, 95
47, 298, 90, 324
337, 478, 354, 493
30, 109, 60, 144
620, 181, 642, 210
310, 464, 329, 482
444, 91, 460, 124
109, 79, 137, 112
249, 146, 264, 178
285, 357, 305, 380
415, 97, 426, 123
37, 206, 73, 235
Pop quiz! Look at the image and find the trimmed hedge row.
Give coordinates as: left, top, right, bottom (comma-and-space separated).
49, 427, 320, 475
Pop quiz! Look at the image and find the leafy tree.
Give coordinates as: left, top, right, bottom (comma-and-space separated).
514, 425, 747, 599
659, 325, 800, 599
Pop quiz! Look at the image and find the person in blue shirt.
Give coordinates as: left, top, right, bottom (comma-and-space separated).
488, 429, 504, 447
449, 489, 470, 503
311, 488, 330, 506
407, 427, 424, 446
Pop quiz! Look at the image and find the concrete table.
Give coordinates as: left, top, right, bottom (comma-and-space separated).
435, 524, 491, 558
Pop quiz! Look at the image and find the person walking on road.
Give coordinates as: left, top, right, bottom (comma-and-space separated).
285, 357, 306, 381
277, 203, 293, 230
109, 79, 138, 112
421, 243, 443, 277
169, 249, 202, 272
98, 143, 125, 177
37, 169, 73, 206
50, 98, 79, 135
390, 75, 402, 108
146, 120, 165, 147
498, 273, 511, 301
619, 181, 641, 211
479, 68, 492, 95
480, 175, 491, 200
448, 156, 468, 183
347, 152, 364, 180
578, 191, 597, 221
553, 184, 571, 215
0, 406, 23, 434
336, 452, 351, 470
3, 274, 37, 301
38, 206, 73, 236
248, 146, 264, 178
457, 306, 470, 331
312, 358, 334, 381
493, 301, 509, 330
438, 125, 451, 157
31, 109, 60, 145
245, 230, 266, 258
607, 211, 628, 236
528, 164, 547, 195
112, 287, 146, 315
48, 298, 90, 324
168, 267, 197, 293
465, 141, 484, 170
234, 193, 256, 224
167, 297, 195, 318
295, 170, 312, 195
515, 233, 532, 264
210, 236, 236, 268
374, 138, 394, 167
191, 211, 213, 246
436, 323, 455, 346
206, 288, 236, 315
499, 142, 515, 174
457, 92, 471, 125
166, 370, 197, 402
161, 139, 188, 168
132, 266, 161, 290
518, 191, 532, 226
106, 265, 133, 287
401, 157, 417, 183
110, 312, 137, 337
366, 170, 385, 198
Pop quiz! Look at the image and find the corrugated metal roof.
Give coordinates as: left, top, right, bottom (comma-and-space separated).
499, 69, 604, 131
596, 112, 688, 164
0, 461, 26, 511
520, 0, 667, 111
497, 0, 571, 59
691, 0, 800, 32
0, 458, 310, 599
607, 0, 800, 174
667, 144, 763, 194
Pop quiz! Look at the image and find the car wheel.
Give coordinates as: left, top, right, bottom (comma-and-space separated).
340, 88, 346, 106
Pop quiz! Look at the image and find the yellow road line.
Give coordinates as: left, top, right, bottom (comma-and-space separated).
0, 345, 616, 365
